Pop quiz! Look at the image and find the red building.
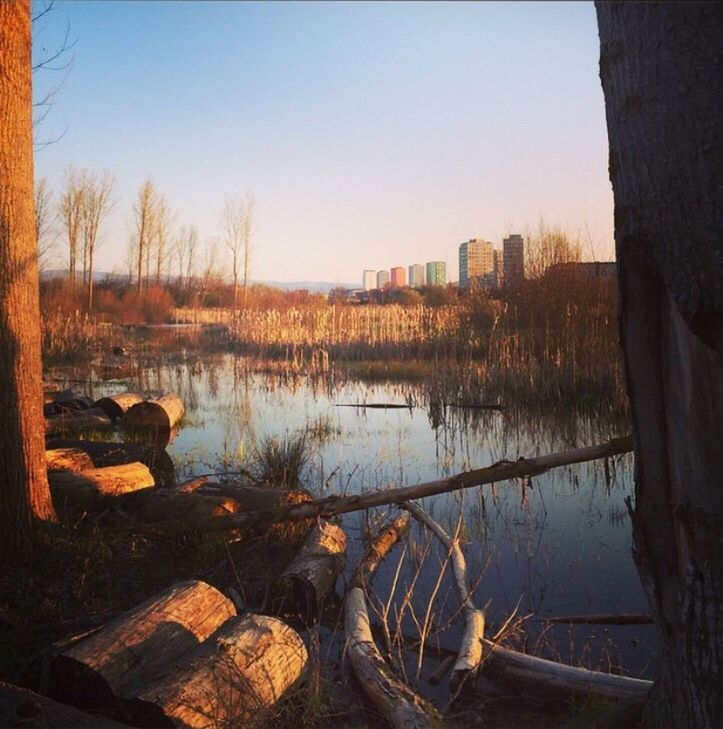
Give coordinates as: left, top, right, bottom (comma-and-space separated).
390, 266, 406, 287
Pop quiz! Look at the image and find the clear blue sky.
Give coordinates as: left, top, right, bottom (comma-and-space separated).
33, 1, 613, 284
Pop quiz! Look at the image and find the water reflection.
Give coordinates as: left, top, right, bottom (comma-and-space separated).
72, 353, 657, 680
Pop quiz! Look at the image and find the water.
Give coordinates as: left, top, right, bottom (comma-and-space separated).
76, 352, 658, 681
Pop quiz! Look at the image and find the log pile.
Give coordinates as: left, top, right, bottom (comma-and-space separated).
49, 580, 308, 727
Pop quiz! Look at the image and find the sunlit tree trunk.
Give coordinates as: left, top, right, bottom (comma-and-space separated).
0, 0, 57, 561
597, 3, 723, 727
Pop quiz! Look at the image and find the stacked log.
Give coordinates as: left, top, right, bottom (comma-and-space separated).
270, 520, 346, 621
94, 392, 144, 422
124, 394, 184, 431
46, 448, 94, 473
45, 408, 112, 436
49, 581, 308, 728
49, 462, 154, 511
124, 614, 307, 728
45, 439, 176, 488
49, 581, 237, 709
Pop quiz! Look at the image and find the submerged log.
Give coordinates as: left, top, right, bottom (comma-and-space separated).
271, 520, 346, 621
483, 641, 652, 701
0, 681, 131, 729
345, 512, 441, 729
45, 408, 112, 435
46, 447, 95, 473
49, 580, 236, 710
94, 392, 145, 421
132, 436, 634, 536
49, 462, 154, 511
45, 438, 176, 488
123, 393, 184, 431
123, 614, 308, 729
403, 501, 484, 696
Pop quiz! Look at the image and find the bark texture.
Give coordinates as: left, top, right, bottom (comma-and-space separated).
596, 4, 723, 727
0, 0, 57, 559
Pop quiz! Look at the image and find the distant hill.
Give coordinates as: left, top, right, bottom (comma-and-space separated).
40, 270, 358, 293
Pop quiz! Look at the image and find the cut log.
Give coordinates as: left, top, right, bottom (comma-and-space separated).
45, 408, 112, 436
45, 439, 176, 488
483, 640, 652, 701
270, 520, 346, 621
123, 393, 184, 431
120, 488, 238, 524
128, 436, 633, 536
196, 483, 313, 511
345, 512, 441, 729
94, 392, 144, 422
49, 462, 154, 511
0, 681, 132, 728
46, 447, 95, 473
403, 501, 484, 696
123, 614, 308, 728
49, 580, 236, 710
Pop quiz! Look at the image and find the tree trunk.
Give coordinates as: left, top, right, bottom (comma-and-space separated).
0, 0, 57, 560
596, 4, 723, 727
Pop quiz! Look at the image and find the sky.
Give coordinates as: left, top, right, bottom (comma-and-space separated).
33, 1, 614, 285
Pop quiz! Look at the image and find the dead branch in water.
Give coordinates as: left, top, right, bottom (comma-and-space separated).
128, 436, 632, 536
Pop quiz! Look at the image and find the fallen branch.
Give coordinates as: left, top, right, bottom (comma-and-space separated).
345, 512, 441, 729
536, 613, 653, 626
128, 436, 633, 536
403, 501, 484, 697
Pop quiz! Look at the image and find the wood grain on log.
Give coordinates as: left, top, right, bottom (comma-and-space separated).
50, 462, 154, 511
94, 392, 144, 421
49, 580, 236, 710
271, 520, 346, 621
123, 394, 184, 431
124, 614, 307, 729
46, 448, 95, 473
345, 512, 441, 728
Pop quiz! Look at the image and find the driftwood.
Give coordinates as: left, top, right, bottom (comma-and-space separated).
270, 520, 346, 621
403, 501, 484, 695
49, 462, 155, 511
124, 393, 184, 431
45, 408, 112, 435
46, 447, 95, 473
123, 614, 308, 728
131, 437, 633, 536
49, 580, 236, 709
45, 438, 176, 488
0, 681, 131, 728
345, 512, 441, 729
483, 641, 652, 700
94, 392, 144, 421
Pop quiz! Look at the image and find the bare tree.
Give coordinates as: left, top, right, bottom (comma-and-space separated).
597, 3, 722, 727
80, 170, 115, 311
0, 0, 57, 561
153, 193, 173, 286
524, 219, 582, 280
131, 178, 156, 292
220, 195, 244, 311
34, 176, 55, 268
240, 193, 255, 310
174, 223, 198, 296
57, 165, 84, 291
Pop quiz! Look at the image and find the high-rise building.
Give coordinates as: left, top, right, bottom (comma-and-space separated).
408, 263, 425, 287
492, 249, 504, 289
377, 270, 390, 289
503, 234, 525, 287
362, 269, 376, 291
459, 238, 494, 287
390, 266, 406, 287
426, 261, 447, 286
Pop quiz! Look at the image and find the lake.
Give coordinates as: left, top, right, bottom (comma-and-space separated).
70, 352, 658, 683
